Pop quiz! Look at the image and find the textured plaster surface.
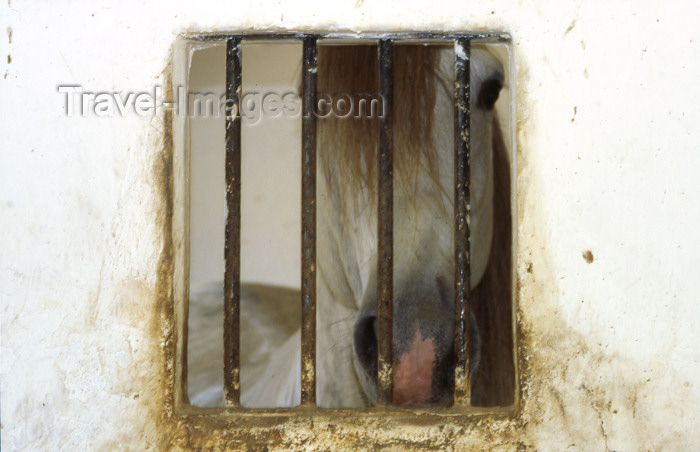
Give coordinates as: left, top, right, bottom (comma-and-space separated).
2, 0, 700, 449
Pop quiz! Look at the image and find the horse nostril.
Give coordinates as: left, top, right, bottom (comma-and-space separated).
354, 315, 377, 381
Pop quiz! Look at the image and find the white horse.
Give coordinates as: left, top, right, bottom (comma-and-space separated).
187, 44, 513, 408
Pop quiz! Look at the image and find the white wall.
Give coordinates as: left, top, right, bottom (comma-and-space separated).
189, 43, 302, 292
2, 1, 699, 449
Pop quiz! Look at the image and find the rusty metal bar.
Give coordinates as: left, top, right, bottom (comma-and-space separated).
376, 39, 394, 406
300, 36, 318, 406
453, 38, 472, 406
188, 31, 510, 42
223, 36, 242, 407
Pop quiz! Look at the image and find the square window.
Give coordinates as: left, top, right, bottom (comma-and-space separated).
173, 33, 516, 435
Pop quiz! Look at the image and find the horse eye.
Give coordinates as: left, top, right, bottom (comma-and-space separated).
477, 77, 503, 111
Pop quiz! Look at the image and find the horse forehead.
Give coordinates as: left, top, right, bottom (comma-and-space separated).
470, 48, 505, 86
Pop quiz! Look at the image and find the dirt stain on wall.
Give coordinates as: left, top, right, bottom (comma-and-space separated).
140, 36, 654, 450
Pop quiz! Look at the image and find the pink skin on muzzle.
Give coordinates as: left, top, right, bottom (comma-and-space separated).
392, 330, 436, 405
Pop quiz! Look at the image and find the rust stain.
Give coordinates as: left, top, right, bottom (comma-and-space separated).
564, 20, 576, 37
146, 55, 181, 449
582, 250, 593, 264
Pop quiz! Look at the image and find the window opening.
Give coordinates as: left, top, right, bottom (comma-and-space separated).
184, 32, 515, 412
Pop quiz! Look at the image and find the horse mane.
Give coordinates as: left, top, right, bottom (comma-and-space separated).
317, 45, 449, 204
471, 117, 515, 406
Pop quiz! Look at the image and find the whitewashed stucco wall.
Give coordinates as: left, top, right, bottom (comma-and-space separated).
2, 1, 699, 449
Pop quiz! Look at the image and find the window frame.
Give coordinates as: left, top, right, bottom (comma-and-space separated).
167, 30, 518, 448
